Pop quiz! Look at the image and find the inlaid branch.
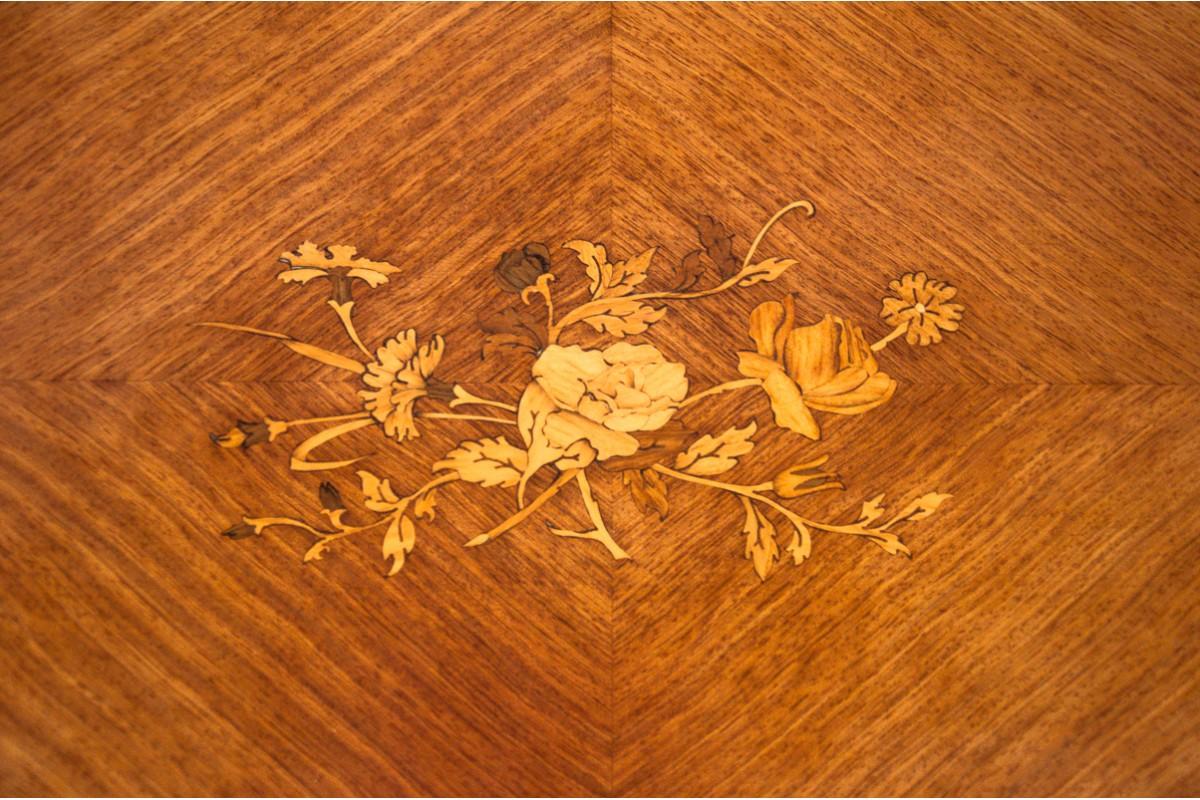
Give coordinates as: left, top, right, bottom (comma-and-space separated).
545, 200, 815, 344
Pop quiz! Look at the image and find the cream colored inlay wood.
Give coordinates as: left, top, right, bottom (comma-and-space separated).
204, 201, 963, 582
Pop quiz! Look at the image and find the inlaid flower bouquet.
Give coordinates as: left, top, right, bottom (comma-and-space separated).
206, 200, 963, 581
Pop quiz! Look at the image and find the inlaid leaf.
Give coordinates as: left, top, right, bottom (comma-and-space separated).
858, 493, 887, 525
358, 470, 403, 513
303, 540, 329, 562
892, 492, 952, 523
276, 268, 328, 285
785, 521, 812, 565
479, 307, 546, 360
555, 439, 599, 471
413, 490, 438, 521
514, 382, 566, 506
382, 514, 414, 577
579, 298, 666, 337
612, 247, 655, 295
623, 468, 670, 521
481, 332, 535, 359
433, 436, 528, 487
602, 419, 694, 472
742, 502, 779, 581
868, 532, 911, 557
674, 421, 757, 476
280, 242, 398, 272
564, 241, 656, 299
671, 249, 705, 292
400, 515, 416, 551
345, 267, 392, 288
696, 216, 742, 279
564, 240, 611, 298
737, 257, 798, 287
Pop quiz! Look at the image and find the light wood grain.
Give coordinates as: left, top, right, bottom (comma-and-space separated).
1, 2, 1199, 796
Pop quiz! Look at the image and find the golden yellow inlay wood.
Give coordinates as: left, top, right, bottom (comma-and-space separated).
204, 201, 963, 582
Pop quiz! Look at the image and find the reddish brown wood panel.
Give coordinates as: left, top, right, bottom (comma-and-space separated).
0, 4, 614, 796
612, 3, 1200, 388
610, 4, 1200, 795
611, 383, 1200, 795
1, 2, 1198, 796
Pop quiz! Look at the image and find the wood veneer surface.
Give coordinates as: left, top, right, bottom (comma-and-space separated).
1, 3, 1197, 796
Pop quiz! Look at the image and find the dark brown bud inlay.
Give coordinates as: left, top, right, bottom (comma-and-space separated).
494, 243, 551, 293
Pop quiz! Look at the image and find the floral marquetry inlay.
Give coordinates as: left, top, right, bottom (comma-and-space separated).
205, 201, 963, 582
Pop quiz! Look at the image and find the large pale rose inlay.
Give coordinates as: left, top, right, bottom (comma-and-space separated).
514, 343, 688, 503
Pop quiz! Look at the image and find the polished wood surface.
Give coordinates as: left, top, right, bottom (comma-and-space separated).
1, 3, 1198, 796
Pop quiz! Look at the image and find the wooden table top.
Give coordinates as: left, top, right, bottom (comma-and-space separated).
1, 3, 1198, 796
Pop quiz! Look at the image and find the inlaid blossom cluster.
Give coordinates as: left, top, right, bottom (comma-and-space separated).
206, 201, 961, 582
